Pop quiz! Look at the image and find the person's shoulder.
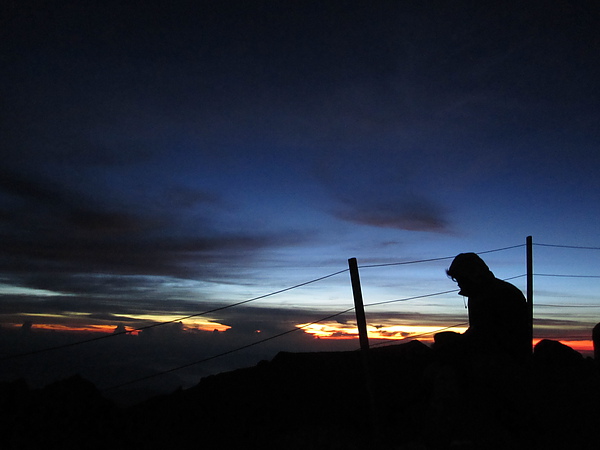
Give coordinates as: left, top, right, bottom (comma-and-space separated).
494, 278, 526, 298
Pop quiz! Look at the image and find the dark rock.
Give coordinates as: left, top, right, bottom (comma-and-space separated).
534, 339, 584, 366
593, 322, 600, 361
0, 375, 119, 450
1, 340, 600, 449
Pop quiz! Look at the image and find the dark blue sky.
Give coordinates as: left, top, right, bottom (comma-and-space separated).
1, 0, 600, 398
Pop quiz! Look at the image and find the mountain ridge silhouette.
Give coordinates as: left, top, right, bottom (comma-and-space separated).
1, 339, 598, 449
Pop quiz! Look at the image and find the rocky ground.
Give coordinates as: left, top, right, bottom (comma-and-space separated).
0, 339, 598, 449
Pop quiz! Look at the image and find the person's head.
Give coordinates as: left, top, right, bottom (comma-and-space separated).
446, 253, 494, 296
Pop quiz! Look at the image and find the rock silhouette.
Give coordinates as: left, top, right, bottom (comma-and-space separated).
0, 340, 598, 449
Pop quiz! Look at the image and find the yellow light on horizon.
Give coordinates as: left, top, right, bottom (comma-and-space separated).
297, 322, 467, 341
31, 323, 118, 333
111, 313, 231, 332
10, 313, 231, 334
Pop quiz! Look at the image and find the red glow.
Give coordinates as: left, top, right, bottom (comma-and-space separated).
32, 323, 116, 333
29, 323, 140, 335
533, 338, 594, 356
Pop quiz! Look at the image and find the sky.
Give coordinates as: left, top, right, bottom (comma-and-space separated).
1, 0, 600, 402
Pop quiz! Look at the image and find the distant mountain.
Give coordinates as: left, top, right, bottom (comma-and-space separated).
1, 340, 598, 449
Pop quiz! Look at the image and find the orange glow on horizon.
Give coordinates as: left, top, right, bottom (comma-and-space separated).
111, 313, 231, 332
8, 313, 231, 335
4, 312, 231, 335
24, 321, 232, 334
17, 320, 232, 335
533, 338, 594, 355
301, 325, 595, 355
31, 323, 126, 334
297, 322, 467, 342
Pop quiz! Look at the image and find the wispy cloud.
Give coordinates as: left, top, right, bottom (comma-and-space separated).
0, 170, 303, 294
334, 197, 449, 233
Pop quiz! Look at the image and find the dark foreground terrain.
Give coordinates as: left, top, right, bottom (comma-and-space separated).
1, 339, 598, 449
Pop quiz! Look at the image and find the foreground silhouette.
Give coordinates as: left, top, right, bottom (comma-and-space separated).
1, 338, 598, 450
434, 252, 530, 363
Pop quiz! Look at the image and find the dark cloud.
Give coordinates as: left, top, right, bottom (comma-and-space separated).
313, 144, 453, 234
0, 293, 191, 320
0, 169, 151, 237
0, 169, 303, 295
533, 316, 599, 337
335, 197, 449, 233
1, 233, 272, 275
367, 311, 469, 327
162, 186, 222, 209
0, 170, 61, 204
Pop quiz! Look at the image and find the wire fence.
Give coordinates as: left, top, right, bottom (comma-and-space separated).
1, 238, 599, 392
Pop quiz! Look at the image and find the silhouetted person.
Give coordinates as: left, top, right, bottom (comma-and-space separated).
435, 252, 530, 363
427, 254, 532, 448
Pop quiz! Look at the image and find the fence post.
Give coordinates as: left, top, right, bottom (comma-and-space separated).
526, 236, 534, 354
348, 257, 379, 442
348, 257, 369, 353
